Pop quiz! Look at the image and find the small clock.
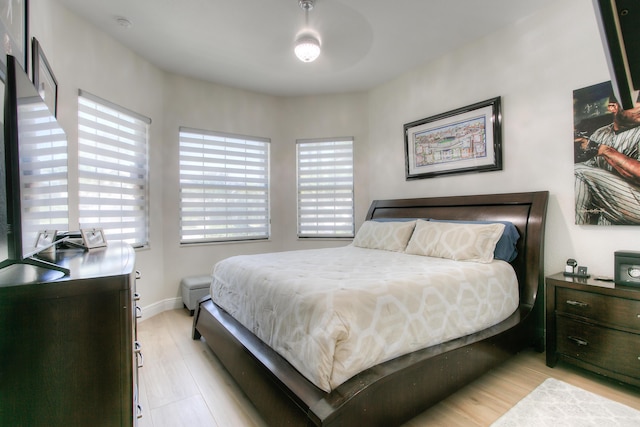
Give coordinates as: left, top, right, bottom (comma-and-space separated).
628, 267, 640, 279
614, 250, 640, 287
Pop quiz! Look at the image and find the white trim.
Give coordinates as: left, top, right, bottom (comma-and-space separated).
138, 297, 184, 321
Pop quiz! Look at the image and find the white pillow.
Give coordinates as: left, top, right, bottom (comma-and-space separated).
352, 220, 417, 252
405, 219, 505, 263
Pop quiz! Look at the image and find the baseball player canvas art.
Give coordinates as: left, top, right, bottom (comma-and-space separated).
573, 81, 640, 225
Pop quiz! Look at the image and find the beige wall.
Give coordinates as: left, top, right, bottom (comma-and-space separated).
367, 0, 636, 276
28, 0, 640, 312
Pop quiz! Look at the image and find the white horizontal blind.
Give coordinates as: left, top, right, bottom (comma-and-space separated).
179, 127, 270, 243
297, 138, 354, 237
19, 102, 69, 249
78, 91, 150, 247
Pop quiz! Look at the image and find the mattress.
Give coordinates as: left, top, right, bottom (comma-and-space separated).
211, 245, 519, 392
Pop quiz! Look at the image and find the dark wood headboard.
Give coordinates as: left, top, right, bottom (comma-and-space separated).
365, 191, 549, 310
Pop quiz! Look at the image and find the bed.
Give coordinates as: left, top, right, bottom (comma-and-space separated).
192, 191, 549, 426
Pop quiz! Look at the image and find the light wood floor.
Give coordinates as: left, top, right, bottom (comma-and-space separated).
137, 309, 640, 427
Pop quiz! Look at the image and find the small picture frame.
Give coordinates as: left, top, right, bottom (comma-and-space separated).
80, 228, 107, 249
32, 37, 58, 117
35, 229, 57, 249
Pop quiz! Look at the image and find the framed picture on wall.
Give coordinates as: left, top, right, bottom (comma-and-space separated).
404, 97, 502, 180
0, 0, 28, 70
32, 37, 58, 117
573, 81, 640, 225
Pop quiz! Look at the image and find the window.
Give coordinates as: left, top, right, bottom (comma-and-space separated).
179, 127, 270, 243
77, 90, 150, 247
297, 138, 354, 237
19, 102, 69, 245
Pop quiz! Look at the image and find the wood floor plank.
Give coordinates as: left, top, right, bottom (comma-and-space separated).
150, 395, 217, 427
143, 357, 202, 410
184, 349, 266, 427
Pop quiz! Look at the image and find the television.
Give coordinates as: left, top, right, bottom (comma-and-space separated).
0, 55, 69, 277
592, 0, 640, 109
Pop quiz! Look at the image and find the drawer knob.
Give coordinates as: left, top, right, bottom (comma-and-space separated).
566, 300, 589, 308
567, 336, 589, 346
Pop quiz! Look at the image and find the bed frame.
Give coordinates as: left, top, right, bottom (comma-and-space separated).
192, 191, 549, 426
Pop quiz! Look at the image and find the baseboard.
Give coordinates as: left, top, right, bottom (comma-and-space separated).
139, 297, 184, 321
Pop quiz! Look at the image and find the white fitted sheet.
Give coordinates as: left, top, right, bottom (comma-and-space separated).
211, 245, 519, 392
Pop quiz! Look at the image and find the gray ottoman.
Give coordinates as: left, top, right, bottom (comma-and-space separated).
180, 275, 211, 315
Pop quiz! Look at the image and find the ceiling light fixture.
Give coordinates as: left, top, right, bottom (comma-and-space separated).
295, 0, 320, 63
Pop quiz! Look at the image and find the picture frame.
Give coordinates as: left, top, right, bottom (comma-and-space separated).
31, 37, 57, 117
0, 0, 28, 70
34, 229, 57, 249
80, 228, 108, 249
404, 97, 502, 180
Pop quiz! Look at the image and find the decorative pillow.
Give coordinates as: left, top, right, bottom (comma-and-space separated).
352, 220, 417, 252
429, 219, 520, 262
405, 219, 505, 263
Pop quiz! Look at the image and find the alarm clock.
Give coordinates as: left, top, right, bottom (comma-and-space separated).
614, 250, 640, 287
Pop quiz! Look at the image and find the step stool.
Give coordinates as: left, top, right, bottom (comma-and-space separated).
180, 275, 211, 316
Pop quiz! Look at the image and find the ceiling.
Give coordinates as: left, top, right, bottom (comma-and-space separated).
56, 0, 556, 97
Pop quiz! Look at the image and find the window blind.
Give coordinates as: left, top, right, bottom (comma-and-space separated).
78, 91, 150, 247
297, 138, 354, 237
19, 102, 69, 246
179, 127, 270, 243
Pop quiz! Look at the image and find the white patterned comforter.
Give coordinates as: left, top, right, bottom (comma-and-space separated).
211, 245, 519, 392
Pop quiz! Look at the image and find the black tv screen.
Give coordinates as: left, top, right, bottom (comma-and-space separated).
592, 0, 640, 109
0, 67, 6, 265
0, 55, 68, 275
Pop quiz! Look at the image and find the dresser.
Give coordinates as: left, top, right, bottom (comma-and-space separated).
0, 241, 142, 426
546, 273, 640, 387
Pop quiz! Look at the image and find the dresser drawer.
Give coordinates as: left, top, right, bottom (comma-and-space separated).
556, 317, 640, 379
556, 287, 640, 332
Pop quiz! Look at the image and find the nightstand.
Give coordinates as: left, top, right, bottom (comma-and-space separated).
546, 273, 640, 387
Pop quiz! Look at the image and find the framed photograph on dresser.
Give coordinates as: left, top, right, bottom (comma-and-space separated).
81, 228, 107, 249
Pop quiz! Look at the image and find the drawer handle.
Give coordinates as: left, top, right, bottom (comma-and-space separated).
136, 270, 142, 280
137, 403, 143, 419
565, 300, 589, 308
136, 305, 143, 319
135, 341, 144, 367
567, 336, 589, 346
136, 350, 144, 368
134, 292, 141, 302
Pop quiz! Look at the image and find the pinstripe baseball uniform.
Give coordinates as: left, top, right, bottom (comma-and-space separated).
575, 123, 640, 225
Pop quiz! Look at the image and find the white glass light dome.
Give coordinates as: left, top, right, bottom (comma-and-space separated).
295, 36, 321, 62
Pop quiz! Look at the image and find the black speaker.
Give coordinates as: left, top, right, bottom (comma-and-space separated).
614, 250, 640, 287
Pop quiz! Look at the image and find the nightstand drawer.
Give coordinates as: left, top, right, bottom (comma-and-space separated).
557, 287, 640, 332
557, 317, 640, 379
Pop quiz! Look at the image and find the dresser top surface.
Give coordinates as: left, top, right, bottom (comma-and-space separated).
0, 241, 135, 289
547, 272, 640, 298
